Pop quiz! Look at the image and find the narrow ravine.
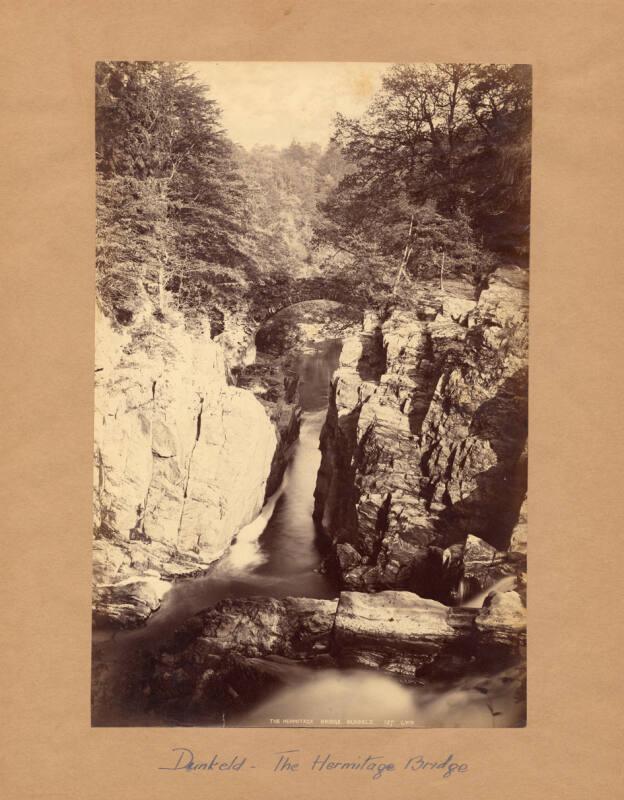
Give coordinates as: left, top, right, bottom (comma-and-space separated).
92, 61, 529, 733
92, 337, 524, 728
96, 341, 339, 640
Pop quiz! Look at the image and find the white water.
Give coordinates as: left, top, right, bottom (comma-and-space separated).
217, 470, 290, 574
462, 575, 518, 608
231, 667, 525, 728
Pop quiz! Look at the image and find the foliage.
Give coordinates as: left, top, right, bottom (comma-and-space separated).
96, 61, 256, 326
96, 61, 347, 328
315, 63, 531, 297
237, 141, 346, 279
96, 61, 530, 331
96, 174, 172, 323
405, 203, 496, 282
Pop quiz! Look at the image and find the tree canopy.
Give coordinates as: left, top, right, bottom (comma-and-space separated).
96, 62, 347, 327
95, 61, 531, 328
314, 63, 531, 298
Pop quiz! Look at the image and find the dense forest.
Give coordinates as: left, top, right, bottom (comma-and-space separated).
96, 61, 347, 330
96, 61, 531, 328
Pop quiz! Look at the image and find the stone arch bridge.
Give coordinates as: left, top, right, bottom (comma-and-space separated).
251, 275, 368, 324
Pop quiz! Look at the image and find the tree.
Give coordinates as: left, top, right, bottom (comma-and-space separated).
96, 171, 176, 322
236, 140, 347, 280
464, 65, 532, 256
316, 62, 531, 280
96, 61, 256, 325
404, 203, 495, 284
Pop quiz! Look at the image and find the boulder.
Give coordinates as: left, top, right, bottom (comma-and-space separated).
179, 596, 338, 659
475, 590, 527, 644
332, 589, 526, 678
333, 591, 457, 651
92, 576, 172, 628
461, 534, 516, 594
137, 588, 526, 721
144, 595, 338, 721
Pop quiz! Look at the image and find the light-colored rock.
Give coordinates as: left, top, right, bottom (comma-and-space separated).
362, 310, 381, 333
333, 589, 526, 676
475, 590, 527, 642
93, 308, 278, 626
442, 296, 477, 323
137, 589, 526, 720
509, 496, 528, 554
339, 335, 364, 368
92, 539, 126, 584
93, 576, 172, 628
334, 591, 456, 645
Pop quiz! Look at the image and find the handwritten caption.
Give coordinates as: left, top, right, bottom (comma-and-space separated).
159, 748, 469, 780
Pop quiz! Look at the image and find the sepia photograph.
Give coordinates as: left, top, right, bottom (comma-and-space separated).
91, 60, 530, 728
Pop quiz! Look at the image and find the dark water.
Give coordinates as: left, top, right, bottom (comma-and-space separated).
93, 340, 524, 728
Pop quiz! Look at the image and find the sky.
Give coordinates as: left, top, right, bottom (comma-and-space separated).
188, 62, 391, 150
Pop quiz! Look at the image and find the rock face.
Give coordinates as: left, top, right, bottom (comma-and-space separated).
139, 588, 525, 721
238, 300, 363, 499
333, 589, 525, 679
93, 308, 278, 627
235, 352, 301, 499
92, 576, 171, 628
333, 590, 463, 677
314, 267, 528, 601
164, 596, 338, 659
145, 596, 338, 721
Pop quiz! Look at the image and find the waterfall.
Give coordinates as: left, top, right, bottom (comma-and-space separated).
461, 575, 517, 608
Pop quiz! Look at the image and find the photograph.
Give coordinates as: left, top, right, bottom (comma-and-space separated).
91, 60, 530, 728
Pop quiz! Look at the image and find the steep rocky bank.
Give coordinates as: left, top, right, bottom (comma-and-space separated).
93, 307, 280, 628
235, 353, 301, 499
314, 267, 528, 602
92, 300, 361, 628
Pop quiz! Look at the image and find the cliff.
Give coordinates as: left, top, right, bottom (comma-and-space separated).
314, 267, 528, 601
235, 352, 301, 500
92, 307, 279, 627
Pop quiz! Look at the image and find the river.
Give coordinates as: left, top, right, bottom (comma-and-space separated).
92, 340, 524, 728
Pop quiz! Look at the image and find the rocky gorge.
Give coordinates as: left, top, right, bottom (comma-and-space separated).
92, 59, 532, 729
92, 268, 528, 727
140, 588, 525, 725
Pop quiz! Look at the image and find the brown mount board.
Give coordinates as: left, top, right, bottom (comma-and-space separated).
1, 1, 623, 798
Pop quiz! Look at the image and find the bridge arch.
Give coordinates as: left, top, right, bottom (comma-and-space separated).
251, 275, 367, 325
